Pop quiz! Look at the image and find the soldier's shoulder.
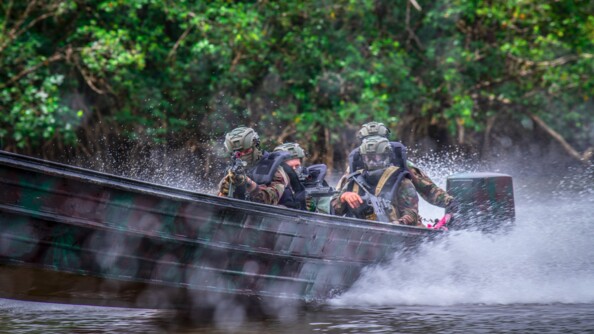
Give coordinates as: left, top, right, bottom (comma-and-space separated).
406, 161, 429, 177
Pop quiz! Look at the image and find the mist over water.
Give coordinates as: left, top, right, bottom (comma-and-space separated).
332, 157, 594, 307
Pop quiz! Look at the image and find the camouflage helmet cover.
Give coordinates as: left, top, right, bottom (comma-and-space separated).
359, 136, 392, 155
357, 121, 391, 141
224, 127, 260, 153
273, 142, 305, 160
359, 135, 393, 171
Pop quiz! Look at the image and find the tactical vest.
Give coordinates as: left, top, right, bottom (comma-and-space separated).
249, 151, 291, 184
278, 163, 331, 210
345, 166, 411, 221
348, 141, 408, 173
230, 151, 290, 200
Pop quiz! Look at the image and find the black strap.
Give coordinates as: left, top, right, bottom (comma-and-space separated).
281, 163, 305, 193
351, 172, 374, 196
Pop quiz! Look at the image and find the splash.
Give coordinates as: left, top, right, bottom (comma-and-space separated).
332, 162, 594, 306
410, 147, 478, 222
69, 139, 221, 194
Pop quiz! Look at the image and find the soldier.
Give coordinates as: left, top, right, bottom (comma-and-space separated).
218, 127, 289, 205
337, 121, 457, 210
273, 143, 334, 213
332, 136, 420, 226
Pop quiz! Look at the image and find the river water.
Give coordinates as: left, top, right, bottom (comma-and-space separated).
1, 161, 594, 333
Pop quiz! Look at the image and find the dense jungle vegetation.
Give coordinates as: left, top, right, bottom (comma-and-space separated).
1, 0, 593, 178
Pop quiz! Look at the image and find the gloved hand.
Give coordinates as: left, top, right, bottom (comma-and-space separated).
228, 170, 247, 185
340, 191, 363, 209
218, 173, 232, 196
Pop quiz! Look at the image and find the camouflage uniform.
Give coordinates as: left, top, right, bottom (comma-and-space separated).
336, 161, 453, 208
407, 162, 454, 208
218, 166, 289, 205
331, 167, 420, 226
217, 126, 289, 206
273, 142, 333, 213
337, 121, 455, 209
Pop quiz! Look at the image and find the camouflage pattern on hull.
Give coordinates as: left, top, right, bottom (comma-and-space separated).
0, 151, 434, 311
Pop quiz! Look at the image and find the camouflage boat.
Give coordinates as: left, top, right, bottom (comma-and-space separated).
0, 150, 514, 313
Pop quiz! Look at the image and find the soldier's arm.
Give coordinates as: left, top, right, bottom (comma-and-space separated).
249, 167, 289, 205
331, 193, 346, 215
330, 182, 352, 215
407, 161, 454, 208
394, 178, 419, 226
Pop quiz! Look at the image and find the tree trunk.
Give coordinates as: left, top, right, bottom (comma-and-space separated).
528, 112, 593, 165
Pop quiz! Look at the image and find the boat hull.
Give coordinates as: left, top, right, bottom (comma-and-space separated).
0, 151, 434, 310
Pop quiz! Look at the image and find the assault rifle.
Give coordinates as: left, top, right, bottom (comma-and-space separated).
300, 165, 336, 198
230, 153, 247, 175
228, 153, 248, 198
304, 184, 337, 198
350, 173, 393, 223
359, 192, 392, 223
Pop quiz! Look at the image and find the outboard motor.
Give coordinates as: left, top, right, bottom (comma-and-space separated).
446, 172, 515, 231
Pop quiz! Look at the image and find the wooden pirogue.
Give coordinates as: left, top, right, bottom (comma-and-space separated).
0, 150, 514, 313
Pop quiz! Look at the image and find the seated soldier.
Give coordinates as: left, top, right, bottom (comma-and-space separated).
331, 136, 421, 226
218, 127, 289, 205
336, 121, 457, 211
273, 143, 334, 213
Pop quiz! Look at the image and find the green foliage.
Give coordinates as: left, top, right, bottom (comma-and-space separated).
1, 74, 82, 148
0, 1, 82, 150
1, 0, 593, 160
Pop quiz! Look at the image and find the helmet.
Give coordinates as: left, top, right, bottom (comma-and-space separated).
224, 127, 260, 153
359, 136, 393, 171
357, 121, 391, 141
273, 142, 305, 160
224, 126, 261, 166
